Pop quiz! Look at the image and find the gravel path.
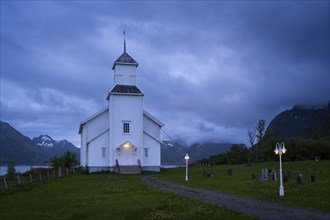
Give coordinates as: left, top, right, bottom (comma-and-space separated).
138, 176, 330, 220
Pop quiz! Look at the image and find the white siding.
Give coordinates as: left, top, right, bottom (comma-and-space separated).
80, 109, 109, 167
143, 133, 161, 167
87, 131, 109, 167
143, 114, 161, 140
86, 110, 109, 143
114, 65, 136, 85
109, 94, 143, 166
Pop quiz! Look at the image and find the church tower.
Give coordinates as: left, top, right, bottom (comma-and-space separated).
107, 43, 144, 168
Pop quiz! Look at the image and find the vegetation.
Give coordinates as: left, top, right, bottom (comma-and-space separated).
147, 160, 330, 211
0, 173, 256, 220
6, 163, 17, 178
50, 151, 78, 169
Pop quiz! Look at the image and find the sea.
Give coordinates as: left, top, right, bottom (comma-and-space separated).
0, 165, 50, 176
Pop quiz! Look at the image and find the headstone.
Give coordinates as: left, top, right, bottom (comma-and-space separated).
286, 170, 292, 179
206, 171, 210, 177
260, 168, 268, 181
202, 170, 207, 177
58, 167, 62, 177
227, 169, 232, 176
3, 177, 8, 189
211, 172, 216, 178
272, 170, 277, 182
296, 174, 303, 184
252, 173, 256, 180
17, 175, 21, 185
311, 175, 316, 183
264, 169, 269, 181
283, 176, 288, 183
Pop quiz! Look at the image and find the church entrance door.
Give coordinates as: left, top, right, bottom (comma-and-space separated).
119, 142, 135, 165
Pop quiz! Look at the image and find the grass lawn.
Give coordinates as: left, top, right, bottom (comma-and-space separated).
0, 173, 258, 220
146, 160, 330, 211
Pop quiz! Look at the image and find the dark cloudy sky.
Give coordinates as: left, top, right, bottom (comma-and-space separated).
1, 1, 329, 147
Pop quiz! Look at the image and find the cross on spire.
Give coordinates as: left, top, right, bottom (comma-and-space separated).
123, 30, 126, 53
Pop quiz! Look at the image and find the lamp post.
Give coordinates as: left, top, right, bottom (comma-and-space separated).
184, 153, 189, 181
274, 142, 287, 196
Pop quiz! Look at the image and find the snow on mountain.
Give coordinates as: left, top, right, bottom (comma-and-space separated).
32, 135, 58, 148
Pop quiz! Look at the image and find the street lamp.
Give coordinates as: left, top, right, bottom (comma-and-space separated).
184, 153, 189, 181
274, 142, 287, 196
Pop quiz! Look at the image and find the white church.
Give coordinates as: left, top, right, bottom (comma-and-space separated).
79, 44, 164, 174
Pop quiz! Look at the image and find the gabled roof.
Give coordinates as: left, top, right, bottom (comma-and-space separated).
78, 106, 109, 134
112, 52, 139, 70
143, 110, 165, 127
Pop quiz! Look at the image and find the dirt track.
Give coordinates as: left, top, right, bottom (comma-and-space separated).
138, 176, 330, 220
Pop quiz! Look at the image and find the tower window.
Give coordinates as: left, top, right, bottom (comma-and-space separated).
123, 122, 130, 134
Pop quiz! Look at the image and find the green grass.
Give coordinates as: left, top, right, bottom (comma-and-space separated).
146, 160, 330, 211
0, 173, 258, 220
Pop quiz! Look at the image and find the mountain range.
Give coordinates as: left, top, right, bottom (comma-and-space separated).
0, 121, 79, 165
1, 102, 328, 165
265, 103, 329, 140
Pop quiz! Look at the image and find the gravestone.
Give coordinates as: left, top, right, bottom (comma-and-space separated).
206, 171, 210, 177
261, 169, 265, 179
227, 169, 232, 176
296, 174, 303, 184
252, 173, 256, 180
286, 170, 292, 179
283, 176, 288, 183
202, 170, 207, 177
211, 172, 216, 178
311, 175, 316, 183
260, 168, 268, 181
272, 170, 277, 182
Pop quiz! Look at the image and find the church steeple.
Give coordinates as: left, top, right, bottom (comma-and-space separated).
112, 32, 138, 70
111, 32, 139, 87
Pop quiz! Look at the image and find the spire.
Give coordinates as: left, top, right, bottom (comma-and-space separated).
123, 30, 126, 53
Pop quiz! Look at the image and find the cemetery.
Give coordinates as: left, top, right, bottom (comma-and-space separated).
0, 160, 329, 219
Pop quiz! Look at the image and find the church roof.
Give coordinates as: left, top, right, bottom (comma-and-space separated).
112, 52, 139, 70
107, 84, 143, 100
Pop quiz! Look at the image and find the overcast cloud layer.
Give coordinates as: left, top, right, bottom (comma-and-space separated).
1, 1, 329, 147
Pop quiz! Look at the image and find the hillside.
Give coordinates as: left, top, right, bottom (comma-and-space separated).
0, 121, 46, 164
265, 103, 329, 139
0, 121, 80, 165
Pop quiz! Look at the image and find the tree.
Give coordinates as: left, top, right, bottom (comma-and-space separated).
227, 144, 249, 164
254, 119, 266, 162
6, 163, 16, 178
50, 151, 78, 169
256, 119, 266, 142
247, 130, 256, 147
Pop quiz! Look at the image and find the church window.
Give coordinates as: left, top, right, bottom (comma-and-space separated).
144, 148, 149, 157
101, 147, 106, 157
123, 122, 130, 134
